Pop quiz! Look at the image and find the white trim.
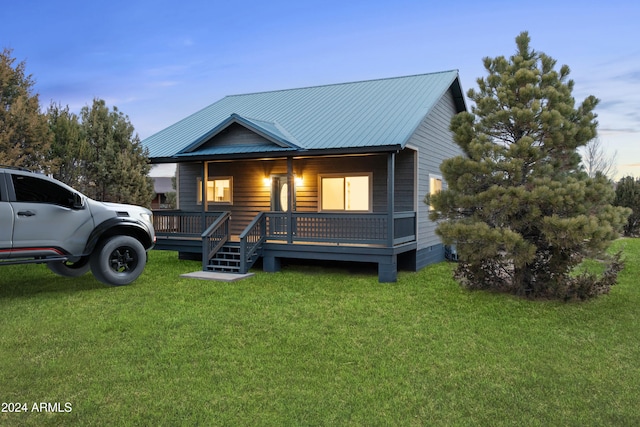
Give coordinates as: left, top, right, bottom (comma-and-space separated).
404, 145, 419, 212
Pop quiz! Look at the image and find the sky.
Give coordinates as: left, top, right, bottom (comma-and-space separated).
2, 0, 639, 178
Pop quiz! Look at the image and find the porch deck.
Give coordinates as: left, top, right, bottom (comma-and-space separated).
152, 210, 416, 282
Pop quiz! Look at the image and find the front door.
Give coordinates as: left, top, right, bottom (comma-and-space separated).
271, 175, 289, 212
270, 176, 293, 235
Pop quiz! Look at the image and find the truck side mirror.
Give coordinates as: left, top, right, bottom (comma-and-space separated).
72, 193, 85, 209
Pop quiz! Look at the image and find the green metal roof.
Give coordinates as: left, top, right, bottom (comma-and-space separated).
143, 70, 465, 161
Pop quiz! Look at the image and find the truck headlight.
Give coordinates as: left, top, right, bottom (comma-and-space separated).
140, 212, 152, 224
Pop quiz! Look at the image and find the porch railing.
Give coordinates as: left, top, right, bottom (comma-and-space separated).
261, 211, 416, 245
201, 212, 231, 271
393, 211, 417, 245
239, 212, 267, 273
153, 211, 417, 264
153, 211, 222, 237
153, 210, 416, 255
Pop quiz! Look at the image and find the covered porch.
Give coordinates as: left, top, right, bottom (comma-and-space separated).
152, 151, 418, 282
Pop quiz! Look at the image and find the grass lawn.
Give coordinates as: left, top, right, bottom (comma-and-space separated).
1, 239, 639, 426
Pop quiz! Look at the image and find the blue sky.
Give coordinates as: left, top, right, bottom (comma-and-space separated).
2, 0, 639, 177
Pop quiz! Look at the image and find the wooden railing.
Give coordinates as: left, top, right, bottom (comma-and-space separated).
153, 211, 222, 237
292, 213, 387, 244
239, 212, 267, 273
154, 210, 416, 245
259, 211, 416, 246
153, 210, 417, 265
201, 212, 231, 271
393, 211, 417, 245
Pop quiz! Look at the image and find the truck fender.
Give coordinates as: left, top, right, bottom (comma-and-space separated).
83, 218, 154, 255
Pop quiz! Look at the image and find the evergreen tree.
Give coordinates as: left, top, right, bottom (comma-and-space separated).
165, 173, 177, 209
614, 176, 640, 236
429, 32, 630, 300
0, 48, 54, 171
80, 99, 154, 206
47, 102, 87, 188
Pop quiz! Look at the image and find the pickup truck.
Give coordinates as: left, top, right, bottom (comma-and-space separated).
0, 166, 155, 286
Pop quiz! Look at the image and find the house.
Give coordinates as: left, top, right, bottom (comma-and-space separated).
142, 71, 466, 282
151, 176, 174, 209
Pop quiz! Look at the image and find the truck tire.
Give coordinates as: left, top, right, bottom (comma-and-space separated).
90, 235, 147, 286
47, 257, 91, 277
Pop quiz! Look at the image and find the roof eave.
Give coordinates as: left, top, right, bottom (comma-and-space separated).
153, 144, 404, 163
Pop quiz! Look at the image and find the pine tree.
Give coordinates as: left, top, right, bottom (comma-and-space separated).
429, 32, 630, 300
0, 48, 54, 171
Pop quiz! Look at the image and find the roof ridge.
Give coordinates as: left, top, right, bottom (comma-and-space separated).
224, 70, 459, 98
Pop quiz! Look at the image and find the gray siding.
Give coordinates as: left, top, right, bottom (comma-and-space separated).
177, 162, 201, 212
416, 244, 446, 270
205, 123, 273, 147
405, 88, 464, 251
394, 148, 415, 212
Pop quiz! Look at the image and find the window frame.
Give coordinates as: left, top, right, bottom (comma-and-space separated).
197, 176, 233, 205
318, 172, 373, 213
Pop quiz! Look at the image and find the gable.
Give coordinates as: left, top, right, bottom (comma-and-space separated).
176, 114, 300, 158
207, 122, 271, 147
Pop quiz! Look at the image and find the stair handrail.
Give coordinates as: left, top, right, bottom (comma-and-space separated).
201, 211, 231, 271
239, 212, 267, 273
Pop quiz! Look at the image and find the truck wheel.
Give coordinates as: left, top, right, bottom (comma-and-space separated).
90, 236, 147, 286
47, 257, 91, 277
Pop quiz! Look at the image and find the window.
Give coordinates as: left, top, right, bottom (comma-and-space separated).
197, 177, 232, 204
429, 175, 443, 210
320, 174, 371, 211
12, 174, 76, 208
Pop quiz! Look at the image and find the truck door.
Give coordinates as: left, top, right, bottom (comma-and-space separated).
9, 173, 94, 256
0, 174, 13, 256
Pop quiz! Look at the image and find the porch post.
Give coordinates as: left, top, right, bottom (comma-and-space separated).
287, 156, 294, 244
387, 151, 396, 247
200, 161, 208, 267
201, 161, 208, 218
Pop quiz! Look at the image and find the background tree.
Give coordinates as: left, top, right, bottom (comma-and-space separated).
79, 99, 154, 206
429, 32, 630, 300
165, 173, 177, 209
0, 48, 54, 171
47, 102, 87, 188
614, 176, 640, 236
582, 137, 618, 179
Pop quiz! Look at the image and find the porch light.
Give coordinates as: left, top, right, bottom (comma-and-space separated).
263, 177, 272, 186
295, 176, 303, 186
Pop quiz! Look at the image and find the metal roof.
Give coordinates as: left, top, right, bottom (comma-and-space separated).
143, 70, 464, 161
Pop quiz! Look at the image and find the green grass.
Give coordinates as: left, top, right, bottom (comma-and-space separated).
1, 239, 640, 426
